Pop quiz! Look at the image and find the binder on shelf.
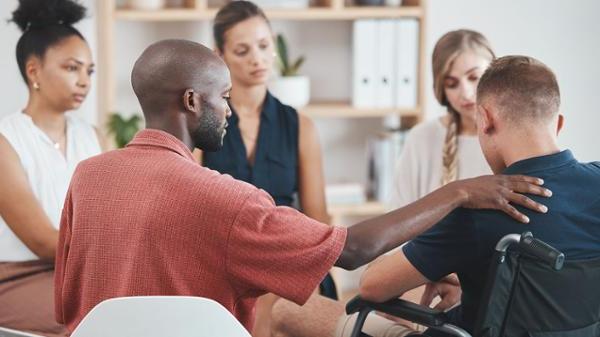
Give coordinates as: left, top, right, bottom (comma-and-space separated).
353, 19, 419, 110
394, 18, 419, 109
374, 20, 396, 108
352, 20, 377, 108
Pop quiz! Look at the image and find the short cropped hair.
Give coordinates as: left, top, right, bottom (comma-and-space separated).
477, 55, 560, 123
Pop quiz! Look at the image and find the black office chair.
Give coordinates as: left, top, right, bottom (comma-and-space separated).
346, 232, 600, 337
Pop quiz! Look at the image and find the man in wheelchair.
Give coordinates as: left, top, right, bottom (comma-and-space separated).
357, 55, 600, 336
272, 56, 600, 337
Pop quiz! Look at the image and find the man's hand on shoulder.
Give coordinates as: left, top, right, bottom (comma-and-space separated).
449, 174, 552, 223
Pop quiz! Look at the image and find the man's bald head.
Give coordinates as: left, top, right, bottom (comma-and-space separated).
131, 39, 230, 117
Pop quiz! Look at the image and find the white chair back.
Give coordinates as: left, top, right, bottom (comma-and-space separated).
71, 296, 252, 337
0, 327, 44, 337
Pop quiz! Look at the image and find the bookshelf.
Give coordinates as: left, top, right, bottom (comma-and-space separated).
96, 0, 427, 220
96, 0, 427, 127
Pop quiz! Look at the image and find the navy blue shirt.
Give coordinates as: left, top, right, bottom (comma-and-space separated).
403, 150, 600, 332
203, 92, 299, 207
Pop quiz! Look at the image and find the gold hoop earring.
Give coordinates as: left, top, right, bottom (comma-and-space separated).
33, 82, 40, 90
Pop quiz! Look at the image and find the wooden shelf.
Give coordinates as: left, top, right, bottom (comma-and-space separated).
115, 8, 209, 21
299, 102, 420, 118
115, 7, 423, 21
328, 201, 388, 218
98, 0, 427, 130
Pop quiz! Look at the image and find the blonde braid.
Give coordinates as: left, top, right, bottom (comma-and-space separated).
442, 109, 459, 186
432, 29, 494, 186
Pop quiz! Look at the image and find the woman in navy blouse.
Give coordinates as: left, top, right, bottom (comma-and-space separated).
205, 2, 328, 217
202, 2, 332, 336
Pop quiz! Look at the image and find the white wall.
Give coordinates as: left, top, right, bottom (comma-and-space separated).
0, 2, 26, 117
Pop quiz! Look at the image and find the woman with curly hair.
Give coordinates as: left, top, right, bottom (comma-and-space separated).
0, 0, 100, 335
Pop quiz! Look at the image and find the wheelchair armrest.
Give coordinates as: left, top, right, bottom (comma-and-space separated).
345, 295, 449, 327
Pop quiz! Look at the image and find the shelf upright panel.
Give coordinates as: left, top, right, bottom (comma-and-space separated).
417, 0, 427, 122
191, 0, 205, 10
97, 0, 116, 148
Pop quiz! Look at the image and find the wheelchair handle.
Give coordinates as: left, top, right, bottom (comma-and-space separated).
518, 232, 565, 271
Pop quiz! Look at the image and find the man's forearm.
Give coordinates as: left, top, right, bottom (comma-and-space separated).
335, 182, 466, 270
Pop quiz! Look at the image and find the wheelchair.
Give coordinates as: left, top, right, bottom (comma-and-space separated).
346, 232, 600, 337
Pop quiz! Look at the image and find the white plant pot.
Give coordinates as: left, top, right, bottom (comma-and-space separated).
128, 0, 165, 10
268, 76, 310, 109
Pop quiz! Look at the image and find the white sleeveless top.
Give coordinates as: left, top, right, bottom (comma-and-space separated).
393, 118, 491, 207
0, 111, 101, 261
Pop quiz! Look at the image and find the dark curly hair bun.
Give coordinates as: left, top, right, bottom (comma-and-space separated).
12, 0, 86, 32
11, 0, 88, 84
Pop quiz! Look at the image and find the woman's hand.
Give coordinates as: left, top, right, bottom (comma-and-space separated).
450, 175, 552, 223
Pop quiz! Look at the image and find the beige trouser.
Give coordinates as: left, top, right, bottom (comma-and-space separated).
335, 312, 415, 337
0, 260, 68, 337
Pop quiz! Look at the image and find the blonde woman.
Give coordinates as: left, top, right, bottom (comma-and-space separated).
394, 30, 495, 207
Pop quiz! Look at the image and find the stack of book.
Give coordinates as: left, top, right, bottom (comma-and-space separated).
325, 183, 367, 206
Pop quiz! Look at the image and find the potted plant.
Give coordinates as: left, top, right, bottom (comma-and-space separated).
107, 113, 142, 148
268, 34, 311, 108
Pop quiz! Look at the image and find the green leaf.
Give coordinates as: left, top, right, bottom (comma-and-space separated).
290, 56, 305, 76
106, 113, 142, 148
276, 33, 305, 77
276, 34, 289, 74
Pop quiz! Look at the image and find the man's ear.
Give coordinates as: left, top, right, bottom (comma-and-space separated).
182, 88, 201, 114
556, 114, 565, 135
478, 103, 496, 135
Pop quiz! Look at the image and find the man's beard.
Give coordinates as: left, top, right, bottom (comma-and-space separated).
191, 104, 227, 152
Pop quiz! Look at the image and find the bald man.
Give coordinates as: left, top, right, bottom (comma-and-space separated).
54, 39, 550, 333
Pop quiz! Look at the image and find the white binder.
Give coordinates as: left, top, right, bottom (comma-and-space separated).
374, 20, 396, 108
352, 20, 377, 108
368, 130, 407, 205
395, 18, 419, 109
